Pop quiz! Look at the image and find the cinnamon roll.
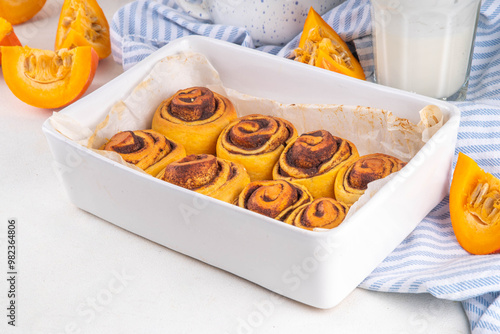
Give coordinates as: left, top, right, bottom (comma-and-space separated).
284, 198, 349, 231
236, 179, 313, 221
152, 87, 237, 155
273, 130, 359, 199
102, 129, 186, 176
334, 153, 406, 205
158, 154, 250, 203
216, 114, 298, 181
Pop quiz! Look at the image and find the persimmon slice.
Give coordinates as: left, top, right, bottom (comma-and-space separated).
1, 45, 98, 108
293, 7, 365, 80
55, 0, 111, 59
0, 0, 46, 25
450, 153, 500, 255
0, 17, 21, 65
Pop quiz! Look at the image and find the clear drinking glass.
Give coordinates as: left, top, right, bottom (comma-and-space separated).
371, 0, 481, 101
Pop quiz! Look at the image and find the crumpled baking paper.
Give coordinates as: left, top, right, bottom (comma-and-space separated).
49, 51, 444, 226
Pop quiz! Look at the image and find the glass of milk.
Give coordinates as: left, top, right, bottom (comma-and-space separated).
371, 0, 481, 101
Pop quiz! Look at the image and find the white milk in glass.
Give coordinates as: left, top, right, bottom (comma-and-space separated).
371, 0, 481, 100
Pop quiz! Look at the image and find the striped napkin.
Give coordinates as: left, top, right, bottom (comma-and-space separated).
110, 0, 500, 332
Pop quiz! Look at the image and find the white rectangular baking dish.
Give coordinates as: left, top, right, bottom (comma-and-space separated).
42, 36, 460, 309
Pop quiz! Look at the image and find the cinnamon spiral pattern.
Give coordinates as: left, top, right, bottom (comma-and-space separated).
284, 198, 349, 231
237, 180, 313, 221
158, 154, 250, 203
273, 130, 359, 199
102, 129, 186, 176
216, 114, 298, 181
334, 153, 407, 205
152, 87, 237, 155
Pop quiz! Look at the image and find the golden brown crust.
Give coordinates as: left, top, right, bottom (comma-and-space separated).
158, 154, 250, 203
273, 130, 359, 199
237, 179, 313, 221
102, 129, 186, 176
284, 197, 349, 231
152, 87, 237, 155
335, 153, 407, 205
169, 87, 216, 121
216, 114, 298, 181
285, 130, 338, 173
161, 154, 218, 189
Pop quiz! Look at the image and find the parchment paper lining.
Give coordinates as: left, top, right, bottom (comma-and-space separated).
49, 51, 444, 229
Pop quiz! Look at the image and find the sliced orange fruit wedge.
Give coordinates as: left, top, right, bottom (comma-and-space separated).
0, 17, 22, 65
450, 152, 500, 255
293, 7, 365, 80
0, 0, 46, 25
55, 0, 111, 59
1, 45, 98, 108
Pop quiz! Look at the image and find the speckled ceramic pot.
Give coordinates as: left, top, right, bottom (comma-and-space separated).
175, 0, 346, 46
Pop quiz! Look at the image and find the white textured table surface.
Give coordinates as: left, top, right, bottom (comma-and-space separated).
1, 1, 470, 333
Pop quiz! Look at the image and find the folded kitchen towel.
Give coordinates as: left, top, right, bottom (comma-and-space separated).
110, 0, 374, 72
111, 0, 500, 332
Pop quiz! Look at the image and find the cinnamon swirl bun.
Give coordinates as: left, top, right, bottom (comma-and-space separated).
102, 129, 186, 176
236, 179, 313, 221
334, 153, 406, 205
152, 87, 237, 155
273, 130, 359, 199
216, 114, 298, 181
284, 197, 349, 231
158, 154, 250, 203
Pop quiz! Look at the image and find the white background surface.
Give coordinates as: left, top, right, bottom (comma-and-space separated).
1, 1, 470, 333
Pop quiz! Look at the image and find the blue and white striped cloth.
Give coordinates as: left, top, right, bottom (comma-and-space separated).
111, 0, 500, 332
